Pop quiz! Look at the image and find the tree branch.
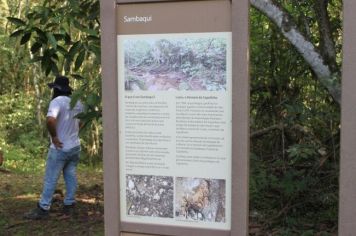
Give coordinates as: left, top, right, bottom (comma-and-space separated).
251, 123, 284, 138
314, 0, 337, 72
250, 0, 341, 104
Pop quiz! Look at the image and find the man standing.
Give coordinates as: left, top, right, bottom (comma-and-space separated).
24, 76, 84, 220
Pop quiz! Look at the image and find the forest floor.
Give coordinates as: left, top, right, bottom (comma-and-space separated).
0, 166, 104, 236
0, 162, 337, 236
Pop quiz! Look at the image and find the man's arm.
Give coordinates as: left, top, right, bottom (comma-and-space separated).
47, 116, 63, 149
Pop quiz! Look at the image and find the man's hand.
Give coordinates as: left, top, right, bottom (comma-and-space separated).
52, 136, 63, 149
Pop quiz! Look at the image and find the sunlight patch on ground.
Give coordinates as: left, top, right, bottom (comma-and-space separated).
14, 193, 38, 200
79, 198, 97, 204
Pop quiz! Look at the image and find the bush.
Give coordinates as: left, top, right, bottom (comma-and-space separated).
0, 92, 48, 172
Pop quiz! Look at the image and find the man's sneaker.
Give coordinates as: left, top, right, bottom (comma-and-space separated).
62, 204, 76, 217
23, 205, 49, 220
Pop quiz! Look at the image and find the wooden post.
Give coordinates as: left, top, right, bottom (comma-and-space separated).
100, 0, 121, 235
339, 0, 356, 234
231, 0, 250, 235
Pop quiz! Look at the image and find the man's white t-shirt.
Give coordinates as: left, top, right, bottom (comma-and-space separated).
47, 96, 84, 150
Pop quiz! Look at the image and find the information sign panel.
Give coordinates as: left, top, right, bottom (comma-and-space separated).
117, 0, 232, 231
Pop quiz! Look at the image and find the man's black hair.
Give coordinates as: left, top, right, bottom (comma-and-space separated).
52, 88, 72, 100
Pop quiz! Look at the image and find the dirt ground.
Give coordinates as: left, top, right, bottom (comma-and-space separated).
0, 167, 104, 236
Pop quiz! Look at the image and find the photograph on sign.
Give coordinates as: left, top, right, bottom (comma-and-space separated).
118, 32, 232, 230
175, 177, 226, 223
123, 37, 227, 91
126, 174, 174, 218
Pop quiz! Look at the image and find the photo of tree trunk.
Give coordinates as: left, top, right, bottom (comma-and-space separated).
123, 35, 227, 91
175, 177, 226, 223
126, 175, 174, 218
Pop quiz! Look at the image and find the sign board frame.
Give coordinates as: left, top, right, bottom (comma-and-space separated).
100, 0, 250, 235
339, 0, 356, 234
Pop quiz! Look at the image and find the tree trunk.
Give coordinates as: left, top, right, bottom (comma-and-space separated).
17, 0, 22, 18
313, 0, 338, 73
33, 72, 42, 126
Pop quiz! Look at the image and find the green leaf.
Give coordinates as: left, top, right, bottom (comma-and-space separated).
7, 17, 26, 26
10, 29, 24, 38
20, 32, 32, 45
76, 111, 101, 123
46, 32, 57, 49
75, 50, 86, 71
40, 8, 51, 24
45, 62, 52, 76
80, 1, 92, 11
31, 42, 42, 54
67, 41, 81, 59
64, 33, 71, 44
73, 20, 84, 31
51, 53, 59, 61
82, 28, 98, 36
46, 22, 58, 28
41, 50, 50, 71
53, 33, 65, 41
50, 60, 59, 75
88, 1, 100, 20
89, 43, 101, 62
34, 27, 47, 41
57, 45, 67, 55
64, 59, 72, 73
70, 90, 83, 109
68, 0, 80, 9
87, 35, 100, 41
86, 93, 100, 107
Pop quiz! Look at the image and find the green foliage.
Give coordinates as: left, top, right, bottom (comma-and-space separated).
0, 93, 47, 172
0, 93, 36, 136
7, 0, 101, 103
7, 1, 100, 75
5, 0, 102, 163
249, 0, 341, 233
4, 148, 45, 173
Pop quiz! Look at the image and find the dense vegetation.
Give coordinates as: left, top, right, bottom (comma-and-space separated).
249, 0, 341, 234
1, 0, 102, 167
0, 0, 342, 235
